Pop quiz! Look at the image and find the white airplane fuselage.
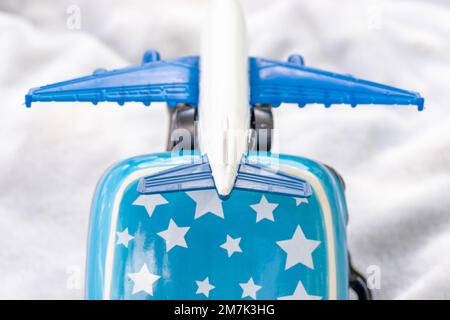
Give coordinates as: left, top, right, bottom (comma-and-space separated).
198, 0, 250, 198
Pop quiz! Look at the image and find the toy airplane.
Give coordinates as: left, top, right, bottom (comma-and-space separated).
26, 0, 423, 300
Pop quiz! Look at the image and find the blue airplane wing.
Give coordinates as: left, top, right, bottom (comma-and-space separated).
25, 51, 199, 108
137, 156, 312, 198
249, 56, 424, 111
26, 51, 423, 111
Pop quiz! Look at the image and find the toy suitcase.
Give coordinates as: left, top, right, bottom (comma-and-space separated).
85, 151, 349, 300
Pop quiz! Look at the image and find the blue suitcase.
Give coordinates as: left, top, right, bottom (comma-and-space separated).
85, 151, 349, 300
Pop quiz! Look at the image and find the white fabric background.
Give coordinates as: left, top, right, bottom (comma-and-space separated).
0, 0, 449, 299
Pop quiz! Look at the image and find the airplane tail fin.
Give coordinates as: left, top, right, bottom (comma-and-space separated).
137, 156, 312, 199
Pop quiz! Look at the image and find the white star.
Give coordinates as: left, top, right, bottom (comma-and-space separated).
157, 219, 190, 252
196, 277, 215, 298
220, 235, 243, 257
240, 277, 262, 300
187, 190, 224, 219
276, 225, 321, 270
250, 195, 279, 222
116, 228, 134, 248
128, 263, 160, 296
278, 281, 322, 300
133, 194, 168, 218
295, 197, 309, 206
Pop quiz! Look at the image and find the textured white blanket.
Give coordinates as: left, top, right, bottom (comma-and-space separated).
0, 0, 449, 299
